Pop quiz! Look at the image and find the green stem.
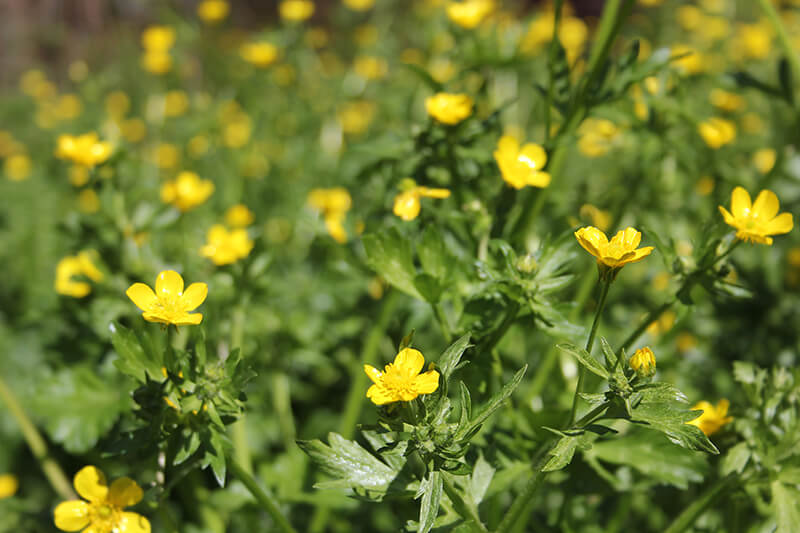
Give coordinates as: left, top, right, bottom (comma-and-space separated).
433, 302, 453, 343
494, 456, 549, 533
442, 474, 489, 533
544, 0, 565, 145
756, 0, 800, 85
229, 303, 252, 473
568, 277, 611, 427
0, 374, 74, 500
663, 475, 737, 533
228, 458, 297, 533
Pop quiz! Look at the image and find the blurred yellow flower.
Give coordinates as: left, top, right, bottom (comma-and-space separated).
105, 91, 131, 119
446, 0, 494, 29
687, 399, 732, 436
0, 474, 18, 499
201, 225, 254, 265
78, 189, 100, 214
695, 176, 715, 196
55, 94, 83, 120
710, 89, 745, 112
280, 0, 315, 22
521, 14, 587, 63
154, 143, 181, 169
54, 466, 150, 533
308, 187, 351, 243
364, 348, 440, 405
141, 50, 173, 75
225, 204, 255, 227
68, 61, 89, 82
121, 118, 147, 143
344, 0, 375, 11
697, 117, 736, 149
672, 44, 705, 75
393, 179, 451, 221
354, 56, 388, 80
197, 0, 230, 23
337, 100, 376, 135
578, 118, 619, 157
579, 204, 612, 232
55, 132, 113, 167
69, 165, 89, 187
718, 187, 793, 245
735, 22, 771, 60
574, 226, 654, 270
141, 25, 175, 51
647, 309, 675, 335
4, 153, 32, 181
629, 347, 656, 377
223, 114, 252, 148
55, 251, 104, 298
753, 148, 776, 174
240, 42, 279, 68
161, 171, 214, 212
127, 270, 207, 326
425, 92, 473, 125
164, 90, 189, 117
494, 135, 551, 190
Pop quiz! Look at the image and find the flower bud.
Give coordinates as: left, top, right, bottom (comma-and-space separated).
629, 347, 656, 378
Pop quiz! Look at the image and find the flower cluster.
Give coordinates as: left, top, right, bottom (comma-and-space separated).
55, 133, 112, 168
160, 171, 215, 212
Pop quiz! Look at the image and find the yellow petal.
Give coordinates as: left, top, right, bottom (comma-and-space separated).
718, 205, 735, 226
496, 135, 519, 157
53, 500, 91, 531
763, 212, 793, 235
526, 171, 551, 188
206, 224, 229, 245
414, 370, 440, 394
418, 187, 451, 199
393, 191, 421, 221
172, 313, 203, 326
155, 270, 184, 298
366, 383, 394, 405
627, 246, 654, 263
73, 466, 108, 503
181, 283, 208, 310
116, 512, 152, 533
574, 226, 608, 259
751, 189, 779, 220
126, 283, 157, 311
142, 312, 170, 325
518, 143, 547, 170
716, 399, 730, 417
393, 348, 425, 375
363, 364, 383, 384
108, 477, 143, 508
611, 227, 642, 249
730, 186, 751, 218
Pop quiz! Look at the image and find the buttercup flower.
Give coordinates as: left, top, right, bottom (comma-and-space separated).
54, 466, 150, 533
141, 25, 175, 51
197, 0, 230, 24
718, 187, 793, 245
55, 133, 113, 167
575, 226, 653, 278
225, 204, 255, 227
280, 0, 315, 22
577, 118, 619, 157
4, 153, 32, 181
494, 135, 551, 190
201, 225, 254, 265
0, 474, 18, 499
446, 0, 494, 29
308, 187, 352, 243
629, 347, 656, 378
698, 117, 736, 149
364, 348, 440, 405
710, 89, 745, 112
160, 171, 215, 212
753, 148, 776, 174
240, 42, 279, 68
55, 251, 104, 298
141, 51, 172, 75
393, 179, 451, 221
687, 399, 733, 436
126, 270, 207, 326
425, 92, 473, 125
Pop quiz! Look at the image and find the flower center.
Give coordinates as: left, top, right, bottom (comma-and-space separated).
89, 503, 121, 532
381, 365, 416, 397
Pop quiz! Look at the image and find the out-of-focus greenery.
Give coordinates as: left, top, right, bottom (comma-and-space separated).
1, 0, 800, 532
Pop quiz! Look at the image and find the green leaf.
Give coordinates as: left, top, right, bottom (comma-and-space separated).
418, 471, 443, 533
469, 453, 495, 506
599, 338, 619, 371
298, 432, 413, 496
543, 433, 590, 472
363, 229, 423, 300
721, 442, 751, 476
31, 366, 130, 454
418, 226, 448, 279
586, 432, 708, 489
455, 365, 527, 441
557, 343, 609, 379
438, 334, 472, 383
110, 321, 163, 383
772, 481, 800, 533
414, 273, 443, 304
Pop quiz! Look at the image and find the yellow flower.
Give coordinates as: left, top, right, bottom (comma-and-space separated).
225, 204, 255, 227
141, 51, 172, 75
493, 135, 551, 190
55, 251, 104, 298
280, 0, 315, 21
308, 187, 352, 243
240, 42, 279, 68
629, 347, 656, 378
160, 171, 215, 212
354, 56, 388, 80
55, 133, 113, 167
121, 118, 147, 143
577, 118, 619, 158
0, 474, 18, 499
710, 89, 745, 112
698, 117, 736, 149
672, 44, 705, 75
736, 22, 771, 60
687, 399, 733, 436
164, 90, 189, 117
4, 153, 32, 181
141, 25, 175, 51
393, 180, 451, 221
126, 270, 207, 326
105, 91, 131, 119
718, 186, 793, 245
78, 189, 100, 214
197, 0, 230, 23
201, 225, 254, 265
364, 348, 440, 405
55, 94, 83, 120
337, 101, 376, 135
343, 0, 374, 11
753, 148, 776, 174
425, 92, 473, 125
446, 0, 494, 29
579, 204, 612, 232
54, 466, 150, 533
574, 226, 654, 270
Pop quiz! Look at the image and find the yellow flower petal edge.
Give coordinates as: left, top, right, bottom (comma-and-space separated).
574, 226, 654, 273
718, 186, 794, 245
126, 270, 207, 326
687, 399, 733, 436
364, 347, 440, 405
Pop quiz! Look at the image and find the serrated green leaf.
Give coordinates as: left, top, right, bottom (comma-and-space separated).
542, 434, 583, 472
599, 338, 619, 371
557, 343, 609, 379
438, 334, 472, 383
110, 321, 163, 383
721, 441, 751, 476
419, 471, 443, 533
455, 365, 527, 441
363, 229, 423, 300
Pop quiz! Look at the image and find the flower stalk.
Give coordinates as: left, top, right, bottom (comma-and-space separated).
228, 458, 297, 533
